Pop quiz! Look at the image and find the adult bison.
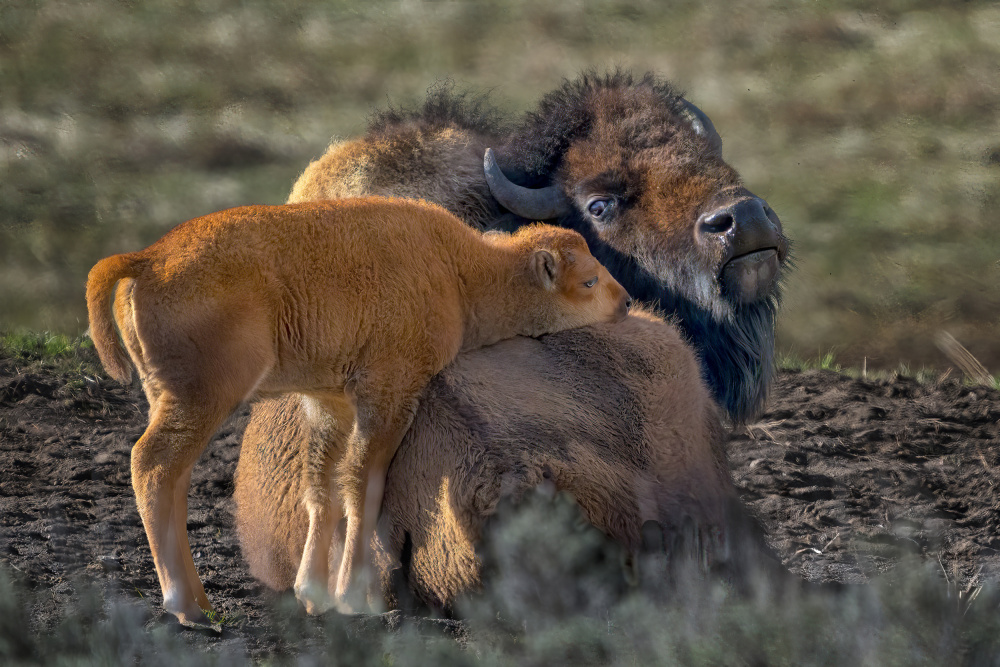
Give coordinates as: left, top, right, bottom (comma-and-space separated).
237, 307, 783, 612
290, 71, 788, 419
233, 71, 790, 611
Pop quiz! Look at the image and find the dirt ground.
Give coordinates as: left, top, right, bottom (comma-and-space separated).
1, 349, 999, 661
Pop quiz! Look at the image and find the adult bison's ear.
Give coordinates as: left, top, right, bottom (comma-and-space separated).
484, 148, 571, 221
680, 99, 723, 155
531, 249, 559, 290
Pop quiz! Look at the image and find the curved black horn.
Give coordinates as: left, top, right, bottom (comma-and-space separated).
680, 99, 723, 155
483, 148, 569, 221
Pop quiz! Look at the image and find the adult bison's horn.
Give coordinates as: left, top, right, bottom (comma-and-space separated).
483, 148, 569, 221
680, 100, 723, 155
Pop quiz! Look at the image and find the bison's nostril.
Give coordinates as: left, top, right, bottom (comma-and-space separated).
698, 210, 734, 235
625, 296, 633, 310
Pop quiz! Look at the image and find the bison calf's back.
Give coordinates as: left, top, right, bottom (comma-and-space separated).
86, 196, 628, 625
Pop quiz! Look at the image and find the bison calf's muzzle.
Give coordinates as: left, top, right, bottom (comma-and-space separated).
697, 195, 787, 303
605, 280, 632, 323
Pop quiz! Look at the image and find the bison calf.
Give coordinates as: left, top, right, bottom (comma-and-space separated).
86, 197, 629, 627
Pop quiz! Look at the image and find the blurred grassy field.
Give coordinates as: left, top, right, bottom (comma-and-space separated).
2, 0, 998, 372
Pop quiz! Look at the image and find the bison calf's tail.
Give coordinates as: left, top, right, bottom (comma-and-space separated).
86, 253, 141, 383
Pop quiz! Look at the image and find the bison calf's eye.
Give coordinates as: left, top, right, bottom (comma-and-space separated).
583, 276, 598, 288
587, 198, 611, 219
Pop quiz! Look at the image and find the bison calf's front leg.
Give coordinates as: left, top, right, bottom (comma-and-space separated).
294, 395, 354, 615
334, 393, 419, 613
294, 491, 345, 614
334, 439, 395, 613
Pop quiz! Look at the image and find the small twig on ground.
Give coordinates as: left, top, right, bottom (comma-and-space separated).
745, 419, 785, 441
961, 566, 985, 616
793, 546, 822, 557
938, 555, 951, 586
2, 560, 24, 573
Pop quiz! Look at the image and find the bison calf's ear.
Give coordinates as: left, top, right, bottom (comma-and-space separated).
531, 250, 559, 290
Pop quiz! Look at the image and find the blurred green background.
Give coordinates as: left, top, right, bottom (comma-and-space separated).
2, 0, 998, 373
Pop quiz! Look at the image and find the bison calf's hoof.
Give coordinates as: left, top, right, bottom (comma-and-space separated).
173, 609, 222, 634
294, 581, 335, 616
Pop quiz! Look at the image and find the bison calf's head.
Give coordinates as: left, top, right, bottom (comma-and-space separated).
501, 224, 631, 336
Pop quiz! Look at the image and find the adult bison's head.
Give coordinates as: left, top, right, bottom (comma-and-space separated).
485, 72, 790, 422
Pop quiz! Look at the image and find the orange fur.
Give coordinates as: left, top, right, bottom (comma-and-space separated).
86, 197, 628, 625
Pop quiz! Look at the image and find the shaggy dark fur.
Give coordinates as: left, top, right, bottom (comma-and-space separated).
501, 71, 689, 184
368, 79, 512, 138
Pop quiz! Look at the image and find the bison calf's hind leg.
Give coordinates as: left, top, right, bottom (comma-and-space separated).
173, 461, 211, 611
131, 395, 239, 627
128, 320, 273, 628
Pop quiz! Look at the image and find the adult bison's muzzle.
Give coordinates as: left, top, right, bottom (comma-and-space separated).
698, 195, 787, 303
723, 248, 780, 303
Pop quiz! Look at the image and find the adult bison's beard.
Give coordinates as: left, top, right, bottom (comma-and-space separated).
675, 295, 778, 425
583, 233, 781, 425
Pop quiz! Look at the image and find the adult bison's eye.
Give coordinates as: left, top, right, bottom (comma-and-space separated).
587, 197, 612, 219
583, 276, 598, 288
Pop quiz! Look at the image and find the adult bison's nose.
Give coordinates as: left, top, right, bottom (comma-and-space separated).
697, 197, 785, 303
